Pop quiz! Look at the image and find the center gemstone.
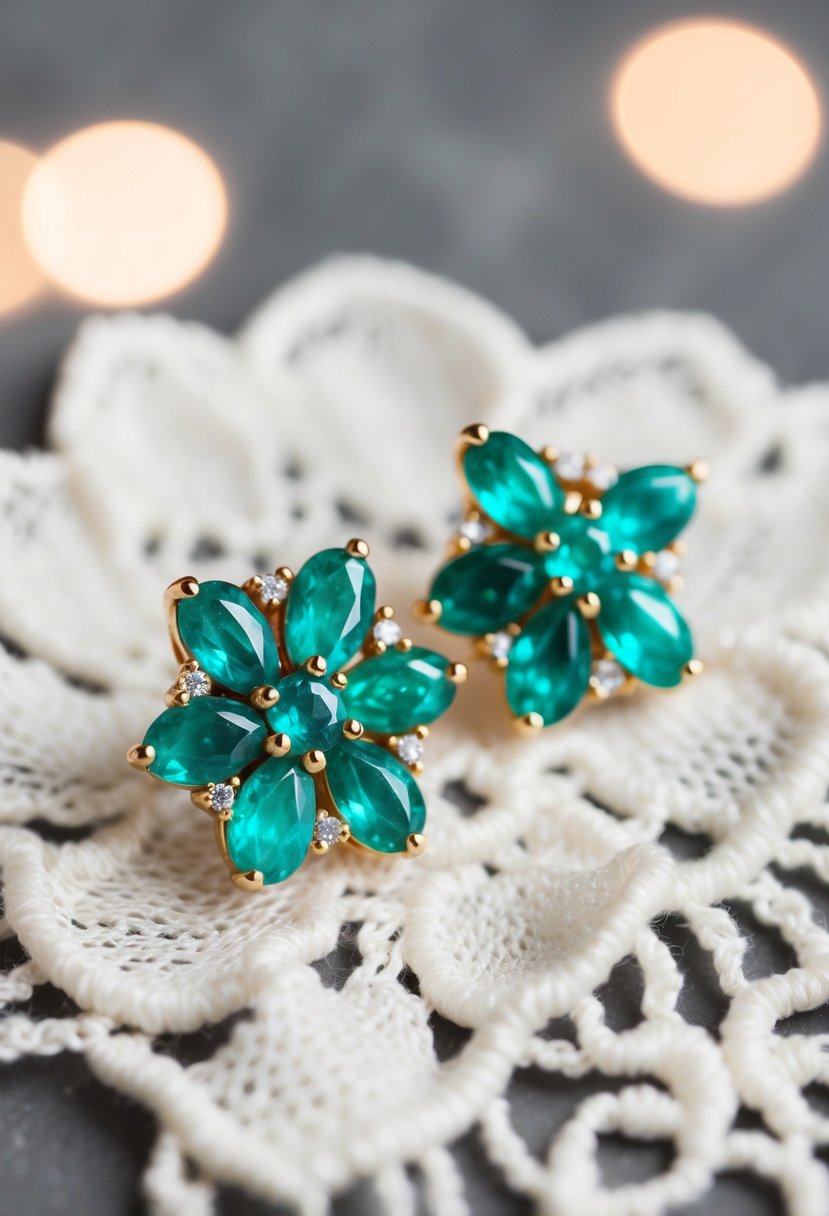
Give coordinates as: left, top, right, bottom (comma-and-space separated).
543, 516, 614, 592
266, 671, 346, 753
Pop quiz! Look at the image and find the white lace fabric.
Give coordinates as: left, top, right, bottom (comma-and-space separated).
1, 256, 829, 1215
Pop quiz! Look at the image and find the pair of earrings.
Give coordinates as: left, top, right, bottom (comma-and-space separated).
128, 425, 705, 890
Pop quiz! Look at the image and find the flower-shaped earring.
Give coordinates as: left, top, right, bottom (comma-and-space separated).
128, 541, 466, 889
417, 426, 706, 729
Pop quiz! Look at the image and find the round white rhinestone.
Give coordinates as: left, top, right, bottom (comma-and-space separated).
183, 669, 210, 698
651, 549, 681, 585
490, 631, 514, 661
459, 517, 490, 545
210, 782, 235, 812
373, 618, 402, 647
314, 815, 342, 846
591, 658, 627, 695
260, 574, 289, 604
396, 734, 424, 765
553, 451, 586, 482
586, 462, 619, 492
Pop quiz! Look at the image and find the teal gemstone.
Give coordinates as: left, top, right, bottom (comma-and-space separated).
600, 466, 696, 554
177, 581, 280, 695
344, 646, 455, 733
543, 516, 614, 592
430, 543, 547, 634
597, 572, 693, 687
225, 758, 316, 884
266, 671, 345, 753
145, 696, 266, 786
285, 548, 376, 670
464, 431, 564, 538
325, 739, 426, 853
505, 599, 591, 725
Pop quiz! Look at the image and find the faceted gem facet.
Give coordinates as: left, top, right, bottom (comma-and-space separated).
600, 466, 696, 554
543, 516, 614, 592
177, 581, 281, 695
285, 548, 376, 670
266, 671, 345, 753
597, 572, 693, 687
144, 696, 267, 786
430, 543, 547, 635
464, 431, 564, 538
325, 739, 426, 853
505, 600, 591, 725
225, 758, 316, 884
344, 646, 455, 733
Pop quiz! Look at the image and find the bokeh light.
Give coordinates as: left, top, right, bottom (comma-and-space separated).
0, 141, 45, 315
22, 121, 227, 306
611, 20, 821, 206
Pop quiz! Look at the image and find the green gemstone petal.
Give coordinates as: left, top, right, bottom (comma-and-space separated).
285, 548, 376, 670
266, 671, 345, 753
505, 599, 591, 725
225, 758, 316, 885
344, 646, 455, 733
464, 431, 564, 538
145, 696, 266, 786
597, 572, 693, 688
325, 739, 426, 853
177, 581, 280, 695
430, 543, 547, 635
600, 465, 697, 553
543, 516, 614, 593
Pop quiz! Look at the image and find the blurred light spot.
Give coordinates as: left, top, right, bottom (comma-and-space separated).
611, 20, 821, 206
0, 141, 45, 314
22, 121, 227, 306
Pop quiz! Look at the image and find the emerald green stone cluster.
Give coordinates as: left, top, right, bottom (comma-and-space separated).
132, 544, 463, 887
423, 427, 703, 728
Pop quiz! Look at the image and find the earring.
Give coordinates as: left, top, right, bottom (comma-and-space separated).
416, 425, 705, 730
128, 540, 466, 890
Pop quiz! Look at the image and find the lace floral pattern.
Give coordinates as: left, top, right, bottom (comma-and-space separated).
1, 257, 829, 1214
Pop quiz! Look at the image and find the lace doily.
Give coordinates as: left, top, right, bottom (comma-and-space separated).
2, 256, 829, 1216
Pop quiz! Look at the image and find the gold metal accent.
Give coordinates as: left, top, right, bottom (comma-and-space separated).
539, 444, 558, 464
615, 550, 638, 572
535, 530, 561, 553
164, 576, 199, 662
330, 671, 348, 690
406, 833, 427, 856
305, 654, 327, 677
415, 725, 429, 740
231, 870, 264, 893
302, 749, 327, 774
127, 743, 155, 770
516, 712, 544, 734
343, 718, 364, 740
576, 592, 601, 619
684, 658, 704, 678
310, 812, 351, 854
447, 661, 468, 685
396, 637, 413, 653
250, 685, 279, 710
686, 460, 709, 484
550, 575, 575, 596
264, 732, 292, 758
563, 490, 582, 515
164, 687, 191, 708
459, 422, 489, 448
413, 598, 442, 625
345, 537, 370, 559
580, 498, 602, 520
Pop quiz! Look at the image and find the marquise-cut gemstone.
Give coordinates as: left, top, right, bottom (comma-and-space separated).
597, 572, 693, 687
430, 543, 547, 634
266, 671, 345, 753
225, 758, 316, 884
464, 431, 563, 538
144, 696, 266, 786
344, 646, 455, 733
178, 581, 280, 695
505, 599, 591, 725
600, 466, 696, 554
325, 740, 425, 853
543, 516, 614, 592
285, 548, 376, 670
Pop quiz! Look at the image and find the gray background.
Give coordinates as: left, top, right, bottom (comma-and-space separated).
1, 2, 827, 1213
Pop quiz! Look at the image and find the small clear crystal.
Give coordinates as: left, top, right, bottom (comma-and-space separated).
260, 573, 289, 604
591, 658, 626, 695
314, 814, 342, 846
586, 462, 619, 492
554, 451, 586, 482
490, 631, 514, 660
459, 517, 490, 545
396, 733, 424, 765
373, 618, 402, 647
651, 549, 681, 585
210, 783, 235, 812
183, 668, 210, 698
